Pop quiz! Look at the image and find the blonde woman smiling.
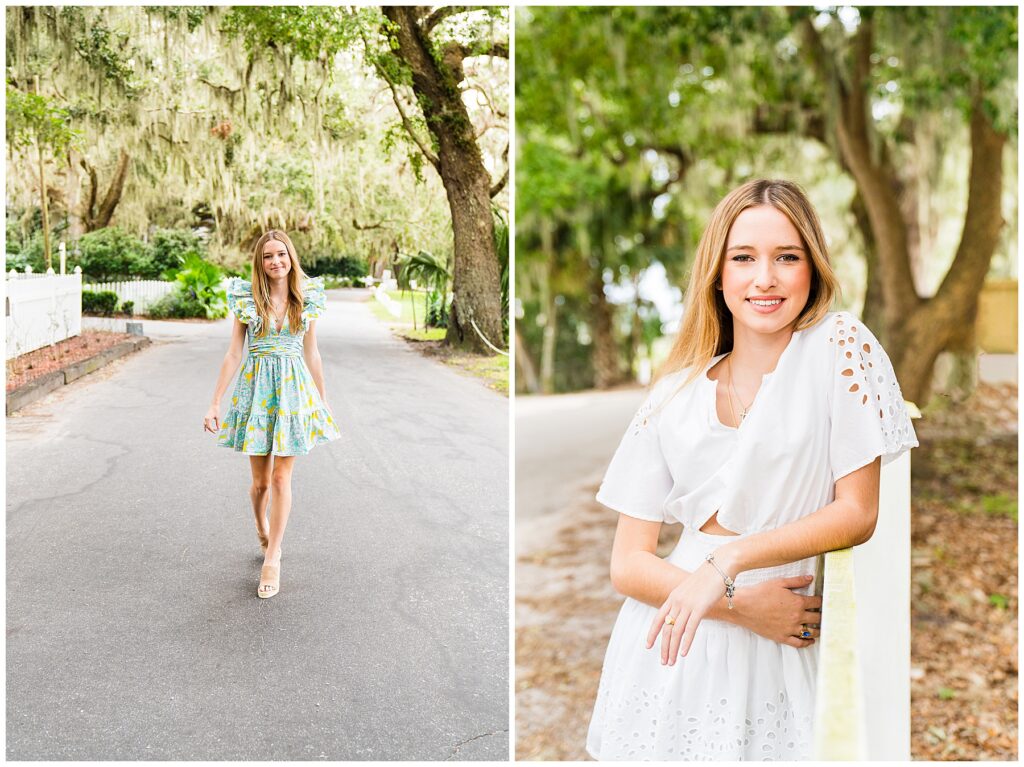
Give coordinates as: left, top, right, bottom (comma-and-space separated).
587, 179, 918, 760
204, 230, 340, 598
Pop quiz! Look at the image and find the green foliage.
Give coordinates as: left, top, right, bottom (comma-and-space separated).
81, 290, 119, 317
494, 209, 509, 338
988, 593, 1009, 610
148, 228, 207, 278
306, 255, 368, 279
425, 288, 449, 328
937, 688, 956, 701
220, 6, 370, 61
396, 249, 451, 326
981, 493, 1018, 521
144, 6, 207, 32
516, 5, 1018, 392
72, 21, 141, 96
5, 85, 82, 159
146, 291, 212, 320
120, 299, 134, 317
173, 252, 228, 319
75, 227, 149, 282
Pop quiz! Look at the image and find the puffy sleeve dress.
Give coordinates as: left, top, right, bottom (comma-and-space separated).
216, 276, 341, 456
587, 310, 919, 761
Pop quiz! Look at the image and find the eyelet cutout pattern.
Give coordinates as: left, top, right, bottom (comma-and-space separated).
630, 400, 654, 436
592, 678, 812, 760
829, 313, 915, 453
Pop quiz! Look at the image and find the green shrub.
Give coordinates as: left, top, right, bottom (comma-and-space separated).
82, 290, 119, 317
75, 227, 149, 281
146, 291, 210, 319
425, 288, 449, 328
175, 252, 228, 318
148, 228, 207, 279
307, 255, 369, 279
120, 300, 134, 317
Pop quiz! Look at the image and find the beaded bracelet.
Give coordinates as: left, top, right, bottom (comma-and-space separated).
705, 552, 736, 609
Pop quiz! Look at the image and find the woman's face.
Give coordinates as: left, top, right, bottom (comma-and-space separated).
261, 239, 292, 280
719, 204, 812, 335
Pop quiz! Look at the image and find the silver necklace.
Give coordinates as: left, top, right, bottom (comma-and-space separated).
726, 356, 754, 423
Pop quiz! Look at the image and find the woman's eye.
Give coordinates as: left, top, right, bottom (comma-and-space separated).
731, 254, 753, 261
779, 254, 800, 262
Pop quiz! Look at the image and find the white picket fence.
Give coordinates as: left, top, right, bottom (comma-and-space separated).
83, 279, 176, 312
6, 268, 83, 359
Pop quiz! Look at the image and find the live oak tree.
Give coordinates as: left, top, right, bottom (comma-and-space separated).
222, 5, 509, 352
5, 7, 470, 280
516, 6, 1016, 400
783, 7, 1017, 403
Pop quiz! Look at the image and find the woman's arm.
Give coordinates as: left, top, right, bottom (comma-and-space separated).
302, 320, 329, 406
612, 515, 821, 648
715, 457, 881, 577
650, 457, 881, 663
203, 318, 247, 433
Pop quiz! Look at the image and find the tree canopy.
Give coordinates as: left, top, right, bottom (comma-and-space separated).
516, 6, 1017, 399
6, 5, 508, 296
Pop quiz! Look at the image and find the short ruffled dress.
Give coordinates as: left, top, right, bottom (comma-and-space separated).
217, 276, 341, 456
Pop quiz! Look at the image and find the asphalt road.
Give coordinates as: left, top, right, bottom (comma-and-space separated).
514, 388, 645, 525
7, 290, 509, 760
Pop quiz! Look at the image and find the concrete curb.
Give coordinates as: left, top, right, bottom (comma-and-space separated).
6, 336, 152, 415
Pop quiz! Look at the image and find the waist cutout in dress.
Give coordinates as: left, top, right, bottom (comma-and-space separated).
666, 525, 818, 590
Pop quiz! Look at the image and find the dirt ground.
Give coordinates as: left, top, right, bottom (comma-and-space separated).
515, 382, 1018, 761
6, 330, 135, 392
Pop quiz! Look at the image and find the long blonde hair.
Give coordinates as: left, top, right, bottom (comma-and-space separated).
656, 179, 840, 386
250, 230, 307, 337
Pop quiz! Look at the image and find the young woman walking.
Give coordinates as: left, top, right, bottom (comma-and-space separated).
203, 230, 341, 598
587, 179, 918, 760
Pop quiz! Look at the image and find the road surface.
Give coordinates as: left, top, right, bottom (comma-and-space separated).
7, 290, 508, 760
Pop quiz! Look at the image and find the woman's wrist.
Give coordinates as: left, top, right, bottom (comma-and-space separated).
713, 540, 747, 580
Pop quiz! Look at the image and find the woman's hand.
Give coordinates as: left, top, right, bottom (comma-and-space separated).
647, 563, 727, 664
203, 404, 220, 434
730, 575, 821, 648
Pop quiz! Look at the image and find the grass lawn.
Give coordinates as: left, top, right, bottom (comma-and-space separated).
368, 289, 431, 327
369, 288, 509, 395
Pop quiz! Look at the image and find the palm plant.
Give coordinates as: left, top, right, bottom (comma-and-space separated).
395, 250, 452, 329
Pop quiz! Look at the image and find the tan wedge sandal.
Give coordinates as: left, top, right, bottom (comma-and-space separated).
257, 564, 280, 598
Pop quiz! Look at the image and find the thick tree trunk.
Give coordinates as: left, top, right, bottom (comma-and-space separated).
81, 150, 130, 231
590, 269, 621, 389
799, 15, 1006, 406
382, 7, 504, 354
514, 322, 540, 394
65, 149, 86, 240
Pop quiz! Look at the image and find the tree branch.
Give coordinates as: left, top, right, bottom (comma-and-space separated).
360, 29, 440, 170
488, 141, 509, 198
422, 5, 472, 35
198, 77, 240, 96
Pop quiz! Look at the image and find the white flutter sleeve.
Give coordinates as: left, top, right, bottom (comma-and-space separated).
596, 383, 675, 523
828, 312, 919, 481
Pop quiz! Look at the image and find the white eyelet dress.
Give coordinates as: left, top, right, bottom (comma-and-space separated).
587, 311, 919, 761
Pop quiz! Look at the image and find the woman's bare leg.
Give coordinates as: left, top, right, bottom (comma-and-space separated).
264, 455, 295, 566
248, 455, 273, 543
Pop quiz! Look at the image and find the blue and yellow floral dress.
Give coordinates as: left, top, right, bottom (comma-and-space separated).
217, 276, 341, 456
